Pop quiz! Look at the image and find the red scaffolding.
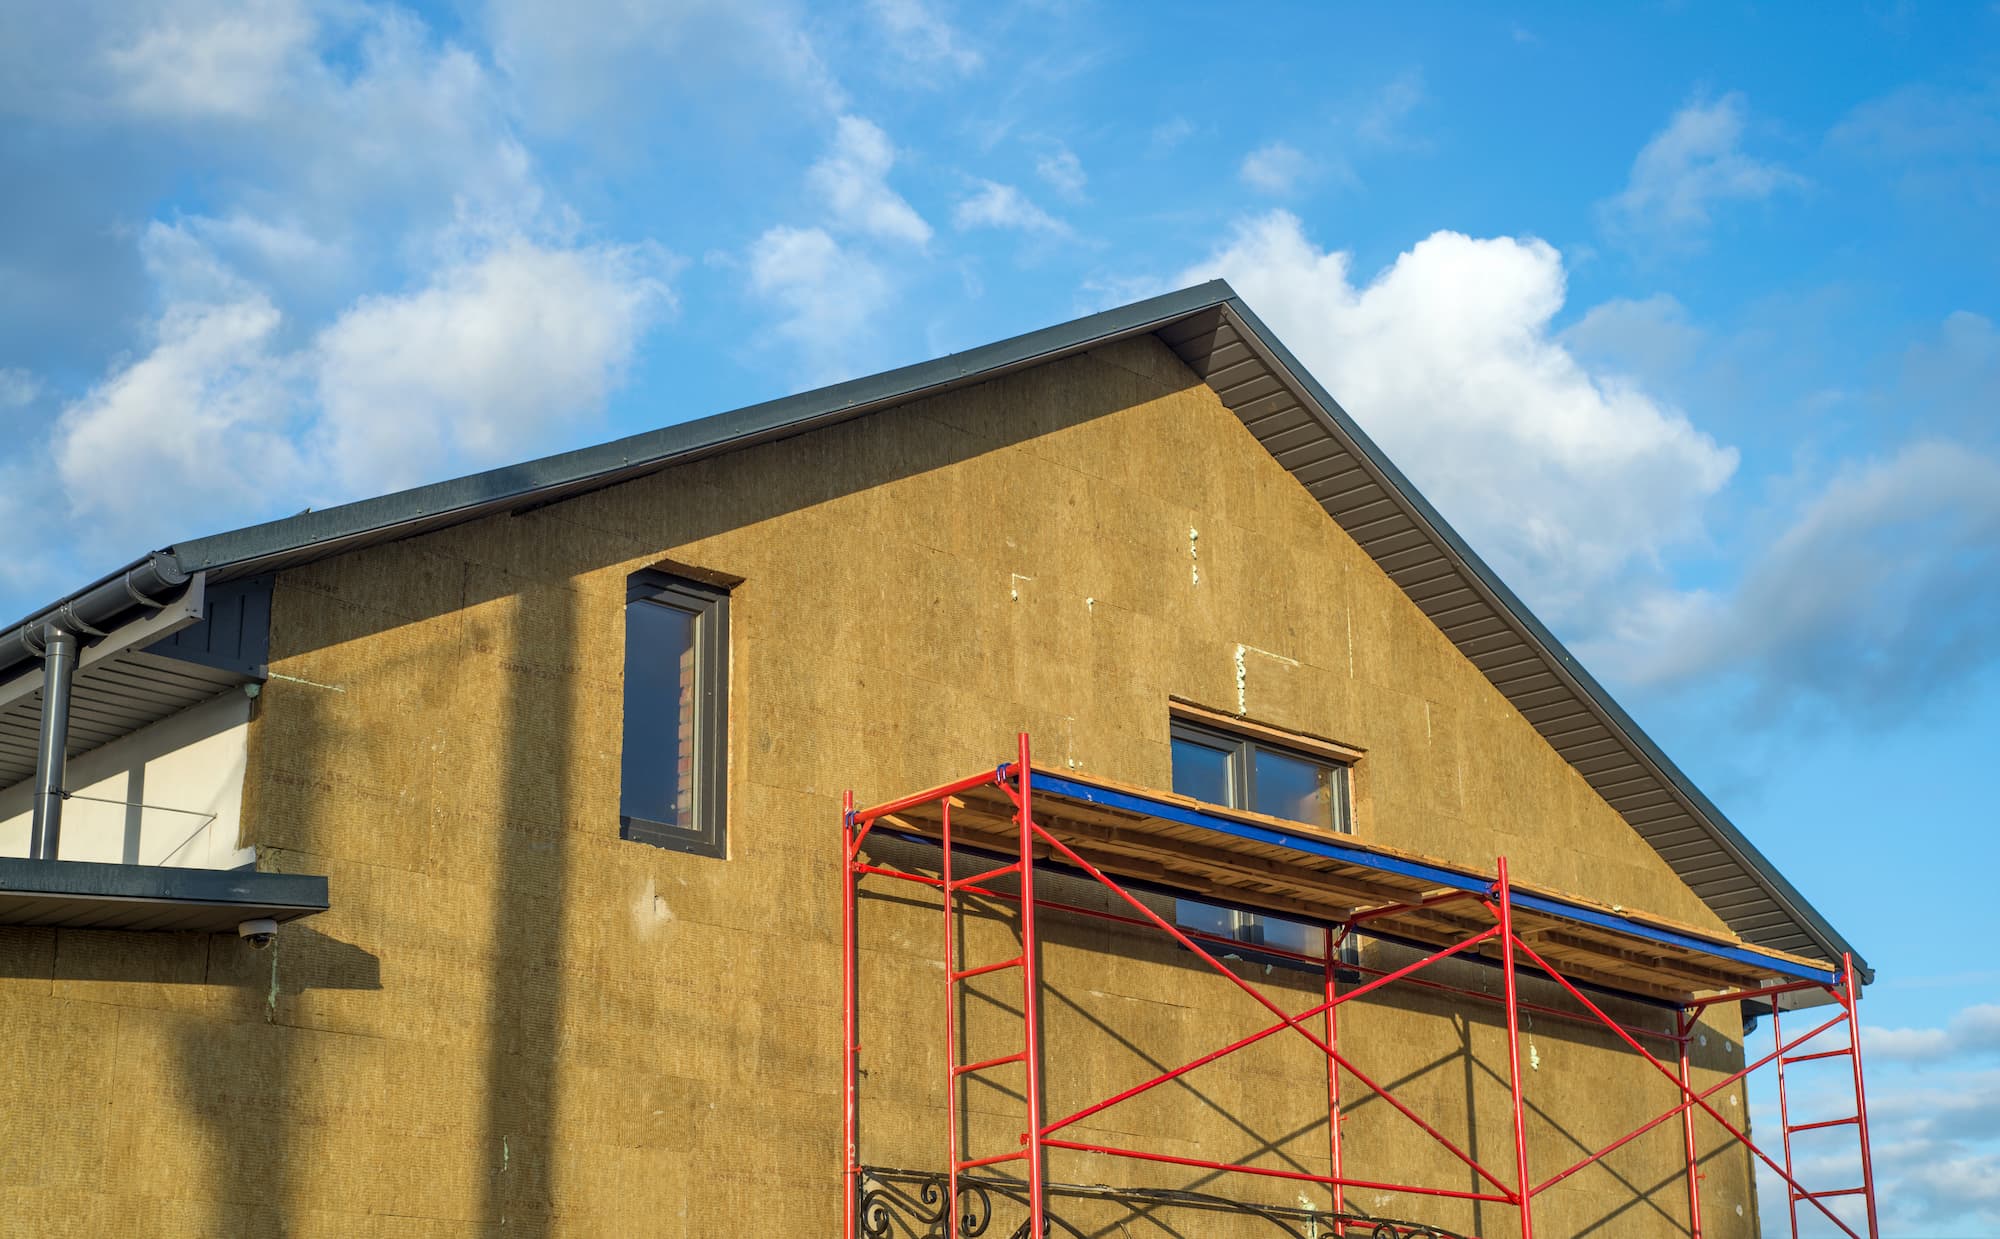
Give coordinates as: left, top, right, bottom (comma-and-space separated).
841, 735, 1880, 1238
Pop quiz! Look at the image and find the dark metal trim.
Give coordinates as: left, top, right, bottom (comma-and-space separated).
0, 857, 328, 931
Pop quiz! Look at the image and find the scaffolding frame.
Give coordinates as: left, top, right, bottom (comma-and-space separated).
841, 736, 1880, 1239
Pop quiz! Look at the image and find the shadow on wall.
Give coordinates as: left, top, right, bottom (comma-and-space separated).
863, 847, 1746, 1239
0, 924, 380, 990
166, 344, 1206, 1233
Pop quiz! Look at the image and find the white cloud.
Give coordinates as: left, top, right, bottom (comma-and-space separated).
1180, 211, 1737, 621
50, 230, 668, 545
107, 0, 314, 121
1868, 1004, 2000, 1065
312, 240, 670, 493
1602, 93, 1804, 242
1239, 141, 1310, 195
1605, 440, 2000, 717
1757, 1016, 2000, 1234
1035, 146, 1086, 198
867, 0, 980, 75
483, 0, 846, 131
54, 290, 305, 537
953, 181, 1066, 235
103, 0, 316, 120
746, 225, 890, 384
808, 115, 933, 247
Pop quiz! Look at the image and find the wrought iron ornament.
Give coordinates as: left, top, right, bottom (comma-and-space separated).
858, 1167, 1473, 1239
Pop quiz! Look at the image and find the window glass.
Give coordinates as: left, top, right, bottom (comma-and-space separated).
1170, 733, 1233, 806
620, 572, 728, 857
620, 599, 697, 830
1169, 716, 1354, 959
1253, 747, 1340, 832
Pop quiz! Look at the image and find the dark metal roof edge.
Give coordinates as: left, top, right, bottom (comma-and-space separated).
0, 857, 329, 917
162, 281, 1239, 577
1218, 296, 1869, 982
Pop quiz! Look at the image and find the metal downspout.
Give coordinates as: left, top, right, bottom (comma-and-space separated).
28, 625, 78, 860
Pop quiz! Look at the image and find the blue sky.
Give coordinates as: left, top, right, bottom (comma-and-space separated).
2, 2, 1997, 1232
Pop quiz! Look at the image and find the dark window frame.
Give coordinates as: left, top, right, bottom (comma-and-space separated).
619, 571, 730, 858
1169, 715, 1355, 954
1168, 718, 1353, 835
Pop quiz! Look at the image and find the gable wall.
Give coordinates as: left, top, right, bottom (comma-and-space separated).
0, 337, 1765, 1236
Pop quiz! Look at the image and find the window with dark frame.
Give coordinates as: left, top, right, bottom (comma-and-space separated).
619, 571, 729, 858
1169, 715, 1353, 956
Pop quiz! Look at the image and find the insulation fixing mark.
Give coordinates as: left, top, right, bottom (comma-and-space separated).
266, 671, 346, 693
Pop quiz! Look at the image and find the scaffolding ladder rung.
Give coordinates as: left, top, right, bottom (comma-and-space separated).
1785, 1115, 1859, 1134
1781, 1047, 1853, 1065
1791, 1185, 1867, 1200
948, 863, 1020, 890
952, 1051, 1027, 1077
951, 956, 1025, 982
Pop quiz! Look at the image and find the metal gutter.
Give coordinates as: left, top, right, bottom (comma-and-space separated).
0, 551, 191, 684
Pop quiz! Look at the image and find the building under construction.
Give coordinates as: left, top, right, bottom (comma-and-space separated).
0, 284, 1877, 1236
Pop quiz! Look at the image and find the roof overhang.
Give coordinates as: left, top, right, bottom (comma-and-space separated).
0, 282, 1864, 978
0, 857, 328, 932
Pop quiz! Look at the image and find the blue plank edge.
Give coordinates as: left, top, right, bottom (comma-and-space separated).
1029, 772, 1839, 988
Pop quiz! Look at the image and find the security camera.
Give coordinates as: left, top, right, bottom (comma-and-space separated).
238, 918, 279, 949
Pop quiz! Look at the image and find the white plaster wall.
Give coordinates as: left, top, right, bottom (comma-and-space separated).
0, 688, 255, 868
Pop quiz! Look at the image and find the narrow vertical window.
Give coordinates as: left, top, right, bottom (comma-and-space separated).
620, 572, 729, 857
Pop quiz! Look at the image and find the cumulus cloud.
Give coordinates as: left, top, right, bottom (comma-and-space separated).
808, 115, 933, 247
312, 241, 670, 492
103, 0, 316, 120
1239, 141, 1310, 195
746, 225, 891, 385
1, 0, 548, 375
1601, 94, 1804, 242
1607, 440, 2000, 719
54, 291, 304, 534
953, 181, 1066, 235
1179, 211, 1737, 621
50, 229, 668, 546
